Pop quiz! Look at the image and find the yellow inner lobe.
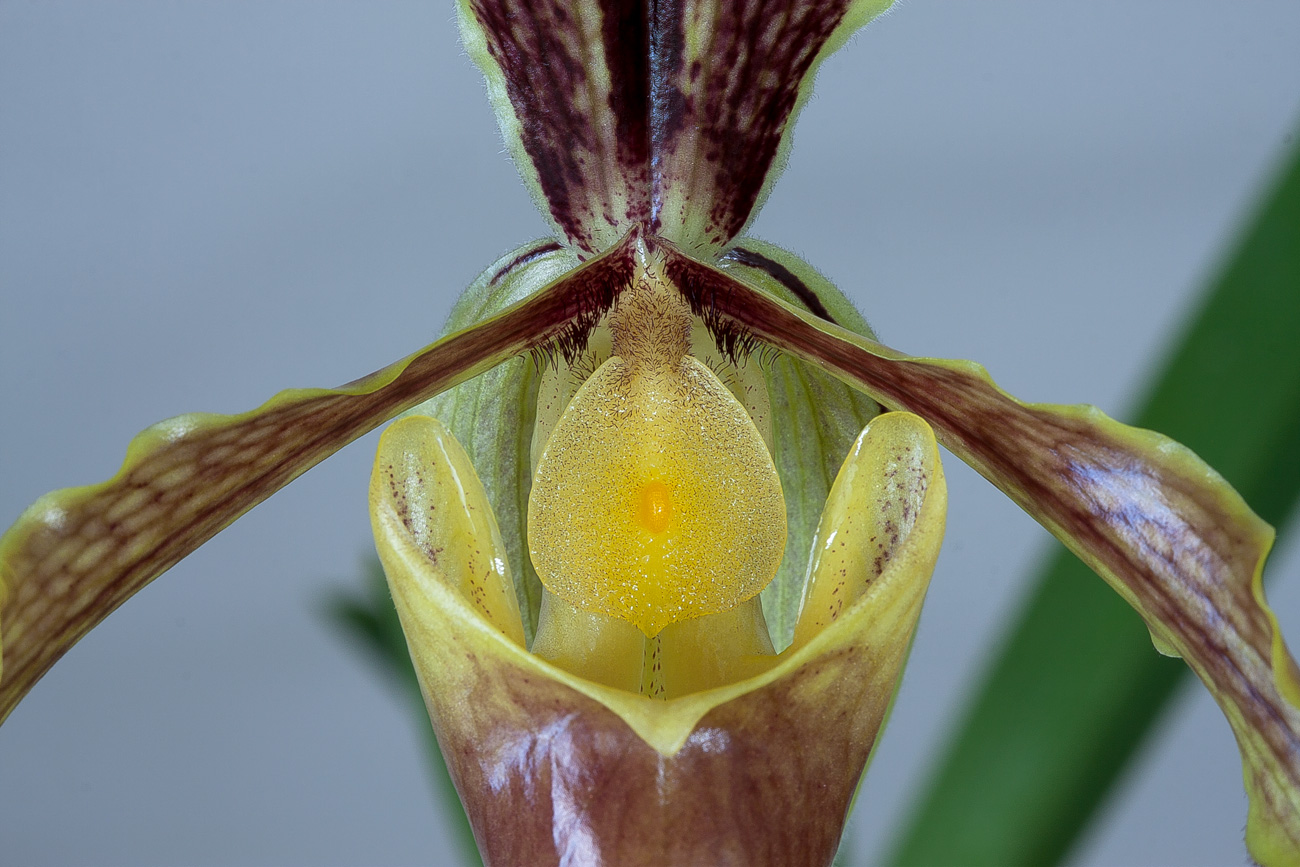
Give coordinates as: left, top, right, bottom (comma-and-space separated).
637, 480, 673, 535
528, 271, 786, 637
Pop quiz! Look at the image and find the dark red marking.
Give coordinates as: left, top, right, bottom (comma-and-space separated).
602, 0, 652, 225
655, 1, 856, 245
470, 1, 861, 252
724, 245, 837, 323
488, 241, 565, 287
469, 0, 652, 251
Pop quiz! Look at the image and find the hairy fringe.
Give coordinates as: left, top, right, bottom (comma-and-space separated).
536, 240, 637, 365
664, 252, 760, 366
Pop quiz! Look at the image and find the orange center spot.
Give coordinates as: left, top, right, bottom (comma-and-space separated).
636, 480, 673, 535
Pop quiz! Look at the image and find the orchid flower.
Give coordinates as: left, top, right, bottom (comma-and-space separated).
2, 2, 1299, 865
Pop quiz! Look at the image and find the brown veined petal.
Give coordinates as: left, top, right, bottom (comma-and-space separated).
458, 0, 893, 256
0, 235, 638, 723
663, 244, 1300, 863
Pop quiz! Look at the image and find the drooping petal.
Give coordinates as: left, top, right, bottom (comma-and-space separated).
372, 407, 945, 867
0, 237, 637, 722
664, 245, 1300, 861
458, 0, 893, 255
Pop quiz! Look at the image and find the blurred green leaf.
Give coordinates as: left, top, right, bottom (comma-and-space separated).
885, 133, 1300, 866
324, 559, 483, 867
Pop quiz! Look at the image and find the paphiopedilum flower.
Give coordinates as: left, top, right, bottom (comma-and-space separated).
1, 2, 1298, 866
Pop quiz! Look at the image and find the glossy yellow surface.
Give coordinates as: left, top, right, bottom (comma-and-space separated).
790, 412, 944, 652
370, 415, 524, 645
531, 588, 777, 700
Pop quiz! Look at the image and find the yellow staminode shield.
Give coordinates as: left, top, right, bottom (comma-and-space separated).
528, 287, 786, 637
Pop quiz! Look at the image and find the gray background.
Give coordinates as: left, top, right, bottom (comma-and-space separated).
2, 2, 1299, 864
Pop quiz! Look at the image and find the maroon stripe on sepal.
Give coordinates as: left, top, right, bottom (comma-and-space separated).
467, 0, 651, 253
602, 0, 651, 207
488, 240, 564, 287
651, 0, 856, 249
469, 1, 875, 255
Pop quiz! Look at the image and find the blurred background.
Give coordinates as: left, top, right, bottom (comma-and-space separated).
2, 2, 1298, 864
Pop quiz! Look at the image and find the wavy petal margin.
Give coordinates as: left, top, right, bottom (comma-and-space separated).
458, 0, 892, 255
0, 237, 637, 723
373, 409, 945, 866
662, 245, 1300, 863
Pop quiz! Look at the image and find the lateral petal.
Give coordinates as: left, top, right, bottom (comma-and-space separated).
666, 247, 1300, 863
0, 238, 636, 722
